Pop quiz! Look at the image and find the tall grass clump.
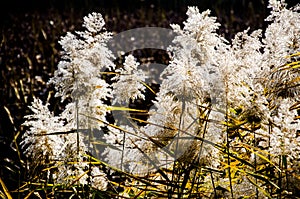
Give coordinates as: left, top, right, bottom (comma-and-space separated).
20, 0, 300, 198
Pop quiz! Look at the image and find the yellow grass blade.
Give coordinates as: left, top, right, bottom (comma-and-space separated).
286, 52, 300, 58
106, 106, 147, 112
139, 81, 156, 95
0, 178, 12, 199
240, 143, 281, 172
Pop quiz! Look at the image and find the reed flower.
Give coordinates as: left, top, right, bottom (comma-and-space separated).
21, 0, 300, 197
112, 54, 147, 104
21, 98, 66, 163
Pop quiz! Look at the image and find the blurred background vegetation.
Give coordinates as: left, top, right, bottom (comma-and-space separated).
0, 0, 296, 197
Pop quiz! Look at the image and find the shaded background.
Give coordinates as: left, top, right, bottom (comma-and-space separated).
0, 0, 297, 196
